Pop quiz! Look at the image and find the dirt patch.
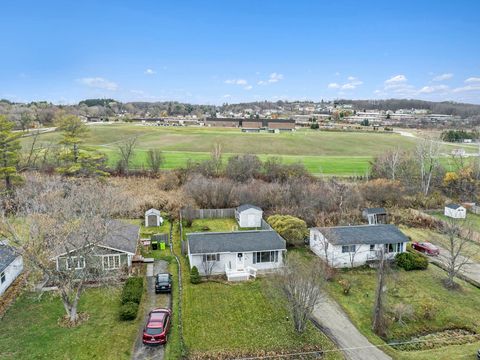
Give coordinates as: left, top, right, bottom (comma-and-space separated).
390, 329, 480, 351
188, 345, 324, 360
57, 312, 90, 327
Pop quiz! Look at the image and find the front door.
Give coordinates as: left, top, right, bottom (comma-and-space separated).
236, 253, 245, 271
247, 214, 256, 227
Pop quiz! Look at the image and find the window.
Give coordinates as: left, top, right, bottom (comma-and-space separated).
202, 254, 220, 262
370, 244, 375, 252
0, 271, 5, 284
341, 245, 356, 253
103, 255, 121, 270
253, 251, 278, 264
384, 243, 404, 253
66, 256, 85, 270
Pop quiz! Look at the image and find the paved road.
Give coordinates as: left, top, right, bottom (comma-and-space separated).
311, 296, 391, 360
131, 260, 170, 360
428, 246, 480, 286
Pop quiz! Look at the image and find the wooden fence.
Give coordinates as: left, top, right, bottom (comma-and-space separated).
151, 233, 169, 245
180, 208, 235, 220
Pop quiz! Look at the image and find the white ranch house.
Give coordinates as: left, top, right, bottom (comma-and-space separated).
444, 204, 466, 219
0, 243, 24, 296
235, 204, 263, 228
187, 230, 286, 281
145, 208, 164, 227
309, 224, 409, 268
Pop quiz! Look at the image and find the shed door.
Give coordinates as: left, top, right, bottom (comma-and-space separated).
147, 215, 157, 227
247, 214, 256, 227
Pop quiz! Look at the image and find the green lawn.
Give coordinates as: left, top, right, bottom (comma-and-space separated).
429, 210, 480, 233
21, 124, 425, 176
183, 218, 244, 236
0, 287, 139, 360
325, 265, 480, 360
172, 223, 341, 358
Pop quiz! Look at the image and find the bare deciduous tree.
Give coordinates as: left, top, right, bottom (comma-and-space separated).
372, 247, 388, 337
0, 174, 126, 324
201, 256, 217, 278
271, 252, 324, 333
415, 138, 441, 196
117, 136, 138, 174
146, 149, 164, 173
437, 218, 476, 289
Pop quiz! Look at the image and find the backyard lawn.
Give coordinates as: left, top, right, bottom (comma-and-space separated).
0, 287, 139, 360
183, 218, 244, 236
325, 265, 480, 360
429, 210, 480, 233
173, 223, 341, 359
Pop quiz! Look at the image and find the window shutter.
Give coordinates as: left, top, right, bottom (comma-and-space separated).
203, 255, 206, 262
216, 254, 220, 261
253, 252, 257, 264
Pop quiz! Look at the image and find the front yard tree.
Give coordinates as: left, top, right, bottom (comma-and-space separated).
0, 115, 22, 193
267, 214, 308, 247
1, 174, 124, 324
117, 136, 138, 174
57, 114, 89, 164
437, 218, 475, 289
372, 248, 388, 337
272, 252, 324, 333
146, 149, 164, 173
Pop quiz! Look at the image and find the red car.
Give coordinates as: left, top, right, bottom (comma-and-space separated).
412, 242, 440, 256
142, 308, 171, 345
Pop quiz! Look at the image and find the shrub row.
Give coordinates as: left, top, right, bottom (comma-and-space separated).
395, 251, 429, 271
119, 276, 144, 321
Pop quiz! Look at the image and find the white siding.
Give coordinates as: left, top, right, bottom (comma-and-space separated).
444, 206, 466, 219
309, 228, 406, 268
238, 208, 263, 228
0, 256, 23, 296
189, 250, 284, 276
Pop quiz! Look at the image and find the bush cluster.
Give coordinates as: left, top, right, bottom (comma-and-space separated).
395, 252, 429, 271
190, 266, 201, 284
119, 277, 144, 321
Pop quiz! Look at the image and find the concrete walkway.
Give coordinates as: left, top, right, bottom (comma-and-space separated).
131, 260, 170, 360
311, 296, 391, 360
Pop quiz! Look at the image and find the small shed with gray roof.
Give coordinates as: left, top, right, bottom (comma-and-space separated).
187, 230, 286, 278
310, 224, 408, 268
235, 204, 263, 228
0, 243, 23, 296
444, 204, 466, 219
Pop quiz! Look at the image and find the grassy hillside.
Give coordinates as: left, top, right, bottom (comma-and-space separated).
21, 123, 468, 176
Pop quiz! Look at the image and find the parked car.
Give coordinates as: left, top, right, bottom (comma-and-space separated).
412, 242, 440, 256
142, 308, 171, 345
155, 273, 173, 293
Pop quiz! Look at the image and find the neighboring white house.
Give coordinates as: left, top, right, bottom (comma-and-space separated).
187, 230, 286, 281
0, 243, 24, 296
309, 224, 409, 268
235, 204, 263, 228
444, 204, 466, 219
145, 208, 164, 227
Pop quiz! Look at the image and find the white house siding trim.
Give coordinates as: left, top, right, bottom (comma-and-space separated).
189, 249, 285, 276
309, 228, 407, 268
0, 256, 23, 296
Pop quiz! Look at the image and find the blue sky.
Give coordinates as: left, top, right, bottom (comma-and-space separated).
1, 0, 480, 104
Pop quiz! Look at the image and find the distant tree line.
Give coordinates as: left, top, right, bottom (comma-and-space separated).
441, 129, 478, 142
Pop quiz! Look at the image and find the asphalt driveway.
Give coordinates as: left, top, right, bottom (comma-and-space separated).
131, 260, 171, 360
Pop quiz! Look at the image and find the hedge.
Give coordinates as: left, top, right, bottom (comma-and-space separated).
119, 301, 139, 321
190, 266, 201, 284
121, 276, 144, 305
396, 251, 429, 271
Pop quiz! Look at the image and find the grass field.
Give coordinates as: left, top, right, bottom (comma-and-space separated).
22, 124, 425, 176
428, 210, 480, 233
0, 287, 138, 360
325, 265, 480, 360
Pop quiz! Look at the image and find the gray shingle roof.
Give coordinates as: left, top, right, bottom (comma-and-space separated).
187, 230, 286, 254
314, 224, 408, 246
55, 220, 139, 256
363, 207, 387, 215
445, 204, 463, 210
0, 244, 19, 273
236, 204, 262, 212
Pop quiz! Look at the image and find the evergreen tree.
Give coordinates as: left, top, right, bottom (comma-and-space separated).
0, 115, 22, 192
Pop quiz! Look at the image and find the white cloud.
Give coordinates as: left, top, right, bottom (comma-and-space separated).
223, 94, 231, 98
78, 77, 118, 91
328, 77, 363, 91
347, 76, 356, 81
144, 68, 156, 75
465, 77, 480, 83
225, 78, 248, 85
432, 73, 453, 81
244, 85, 253, 90
257, 72, 284, 85
342, 83, 356, 90
418, 85, 449, 94
385, 74, 407, 84
452, 85, 480, 93
328, 82, 340, 89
